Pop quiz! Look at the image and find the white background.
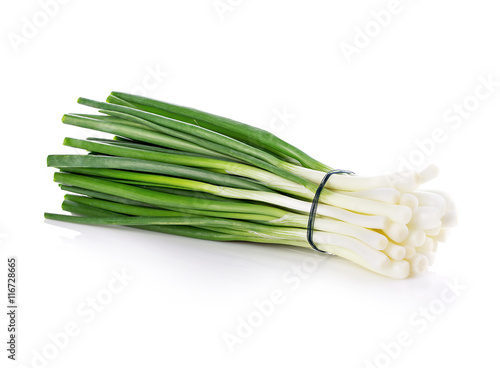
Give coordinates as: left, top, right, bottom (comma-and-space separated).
1, 1, 499, 367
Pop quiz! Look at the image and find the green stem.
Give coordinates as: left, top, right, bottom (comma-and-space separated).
59, 200, 264, 242
63, 138, 312, 197
48, 154, 271, 192
109, 92, 332, 172
65, 194, 278, 222
59, 185, 283, 221
62, 114, 230, 159
76, 98, 320, 193
53, 172, 287, 218
87, 137, 240, 162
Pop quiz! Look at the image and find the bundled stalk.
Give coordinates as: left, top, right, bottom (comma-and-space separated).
45, 92, 457, 279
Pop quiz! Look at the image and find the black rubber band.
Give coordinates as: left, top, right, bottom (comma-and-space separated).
307, 169, 355, 253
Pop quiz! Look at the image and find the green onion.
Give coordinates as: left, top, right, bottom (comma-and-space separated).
45, 92, 457, 279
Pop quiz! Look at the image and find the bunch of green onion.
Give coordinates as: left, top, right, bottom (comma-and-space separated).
45, 92, 457, 279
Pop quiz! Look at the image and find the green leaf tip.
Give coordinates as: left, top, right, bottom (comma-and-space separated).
61, 114, 71, 123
